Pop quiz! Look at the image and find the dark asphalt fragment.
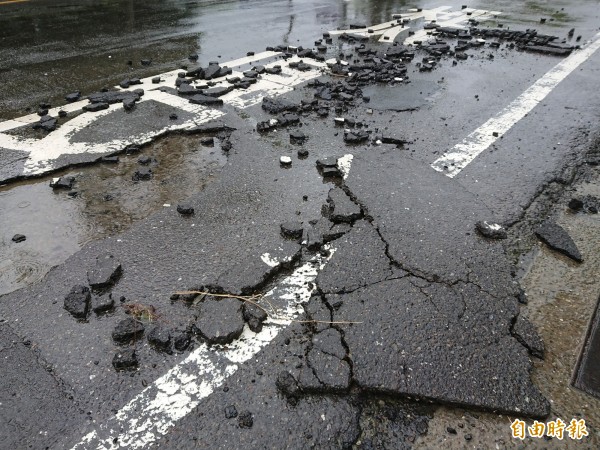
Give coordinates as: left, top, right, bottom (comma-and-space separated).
11, 234, 26, 243
327, 187, 362, 223
242, 302, 268, 333
238, 411, 253, 428
147, 326, 172, 353
475, 220, 507, 239
63, 285, 91, 319
188, 94, 224, 106
112, 349, 138, 371
132, 167, 153, 181
112, 318, 145, 344
195, 298, 244, 345
83, 102, 109, 112
535, 220, 583, 262
280, 221, 304, 240
50, 176, 75, 190
177, 204, 195, 215
91, 293, 115, 314
87, 254, 122, 290
65, 92, 81, 102
224, 405, 238, 419
173, 331, 192, 352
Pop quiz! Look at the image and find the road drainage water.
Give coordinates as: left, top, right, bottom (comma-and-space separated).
0, 134, 226, 296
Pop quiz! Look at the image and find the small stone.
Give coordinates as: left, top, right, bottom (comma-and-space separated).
58, 110, 68, 118
200, 137, 214, 146
50, 176, 75, 190
242, 302, 268, 333
112, 318, 145, 344
475, 221, 507, 239
147, 326, 172, 353
141, 59, 152, 66
280, 156, 292, 166
225, 405, 238, 419
137, 155, 152, 165
447, 427, 457, 435
174, 332, 192, 351
133, 167, 153, 181
91, 293, 115, 314
112, 349, 138, 371
101, 156, 119, 164
152, 77, 161, 84
64, 285, 91, 319
568, 198, 583, 211
177, 204, 194, 215
327, 187, 361, 223
65, 92, 81, 102
298, 149, 309, 158
238, 411, 253, 428
11, 234, 26, 243
289, 131, 306, 144
465, 434, 472, 441
87, 254, 122, 290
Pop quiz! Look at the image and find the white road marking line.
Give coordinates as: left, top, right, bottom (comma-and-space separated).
431, 32, 600, 178
71, 248, 337, 450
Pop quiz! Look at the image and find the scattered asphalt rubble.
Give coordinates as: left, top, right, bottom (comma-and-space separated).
3, 8, 595, 447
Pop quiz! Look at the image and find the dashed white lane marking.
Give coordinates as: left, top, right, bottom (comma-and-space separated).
71, 248, 336, 450
431, 31, 600, 178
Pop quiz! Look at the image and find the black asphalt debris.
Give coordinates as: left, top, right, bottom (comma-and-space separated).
50, 176, 75, 190
535, 220, 583, 262
242, 302, 268, 333
11, 234, 26, 243
176, 204, 195, 215
87, 254, 122, 290
238, 411, 253, 429
112, 349, 138, 371
194, 298, 244, 345
224, 405, 238, 419
91, 293, 115, 314
112, 318, 145, 344
63, 285, 91, 319
147, 326, 172, 353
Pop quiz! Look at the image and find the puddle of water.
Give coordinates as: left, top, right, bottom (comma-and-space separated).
0, 134, 227, 296
361, 80, 442, 112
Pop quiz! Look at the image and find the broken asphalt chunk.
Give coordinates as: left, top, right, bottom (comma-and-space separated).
224, 405, 238, 419
112, 318, 145, 344
91, 293, 115, 314
11, 234, 26, 243
132, 167, 153, 181
195, 298, 244, 345
173, 332, 192, 352
238, 411, 253, 429
64, 285, 91, 319
147, 326, 172, 353
280, 222, 304, 240
262, 96, 297, 114
50, 176, 75, 190
188, 94, 224, 106
327, 187, 362, 223
475, 220, 507, 239
535, 220, 582, 262
112, 349, 138, 371
65, 92, 81, 102
242, 302, 268, 333
83, 102, 109, 112
87, 254, 122, 290
177, 204, 195, 215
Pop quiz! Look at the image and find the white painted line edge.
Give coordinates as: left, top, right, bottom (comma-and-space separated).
431, 31, 600, 178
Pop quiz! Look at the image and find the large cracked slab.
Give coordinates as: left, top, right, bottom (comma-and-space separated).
326, 278, 549, 416
345, 149, 517, 297
314, 149, 548, 416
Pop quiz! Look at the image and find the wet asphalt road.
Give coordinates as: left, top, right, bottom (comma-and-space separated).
1, 0, 600, 449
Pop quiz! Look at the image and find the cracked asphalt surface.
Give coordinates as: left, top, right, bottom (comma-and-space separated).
1, 0, 600, 448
